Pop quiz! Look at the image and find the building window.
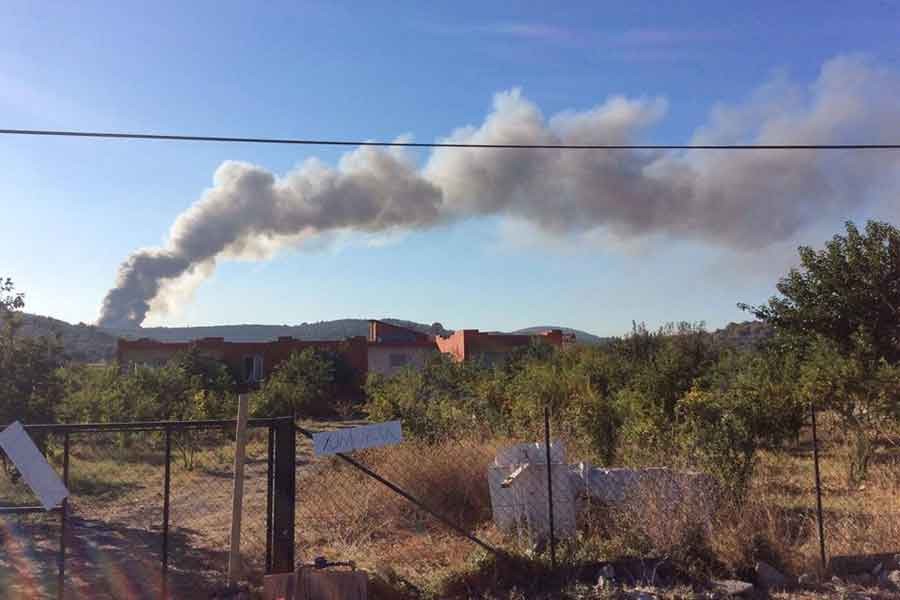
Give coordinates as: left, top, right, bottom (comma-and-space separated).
389, 353, 409, 368
243, 355, 264, 383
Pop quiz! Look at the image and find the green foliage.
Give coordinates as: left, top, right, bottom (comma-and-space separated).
251, 347, 341, 417
0, 279, 65, 429
1, 276, 25, 313
613, 322, 719, 462
744, 220, 900, 363
744, 220, 900, 483
55, 347, 237, 469
58, 354, 235, 425
797, 335, 900, 483
365, 354, 485, 440
0, 278, 65, 477
678, 349, 803, 500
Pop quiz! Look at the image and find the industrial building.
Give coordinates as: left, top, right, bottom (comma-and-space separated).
116, 320, 570, 388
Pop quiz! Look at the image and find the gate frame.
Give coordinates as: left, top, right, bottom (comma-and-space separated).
0, 415, 296, 600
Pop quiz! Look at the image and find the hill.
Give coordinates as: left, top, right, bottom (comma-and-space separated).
512, 325, 611, 346
16, 314, 118, 362
108, 318, 452, 343
14, 313, 769, 363
711, 320, 774, 349
13, 315, 453, 362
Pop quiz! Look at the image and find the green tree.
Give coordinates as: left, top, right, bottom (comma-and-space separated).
743, 220, 900, 481
252, 348, 336, 417
171, 345, 237, 397
0, 279, 66, 478
1, 276, 25, 313
615, 322, 719, 461
365, 354, 484, 440
742, 220, 900, 363
797, 335, 900, 484
678, 348, 803, 500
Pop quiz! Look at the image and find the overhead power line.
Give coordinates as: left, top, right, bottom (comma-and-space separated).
1, 127, 900, 150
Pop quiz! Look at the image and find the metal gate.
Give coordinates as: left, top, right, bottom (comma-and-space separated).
0, 417, 295, 599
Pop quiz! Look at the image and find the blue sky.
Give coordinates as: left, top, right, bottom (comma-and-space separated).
2, 2, 899, 336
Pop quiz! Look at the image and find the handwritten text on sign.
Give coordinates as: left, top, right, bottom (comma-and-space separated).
313, 421, 403, 456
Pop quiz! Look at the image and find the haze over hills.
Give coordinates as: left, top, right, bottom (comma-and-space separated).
13, 313, 771, 363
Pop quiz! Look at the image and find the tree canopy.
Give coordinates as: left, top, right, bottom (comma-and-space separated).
742, 220, 900, 363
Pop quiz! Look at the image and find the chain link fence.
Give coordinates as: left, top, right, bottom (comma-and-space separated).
289, 414, 576, 591
1, 419, 287, 600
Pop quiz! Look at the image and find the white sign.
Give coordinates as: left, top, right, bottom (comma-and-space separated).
313, 421, 403, 456
0, 422, 69, 510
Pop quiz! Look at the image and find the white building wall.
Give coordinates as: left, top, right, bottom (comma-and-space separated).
367, 345, 436, 376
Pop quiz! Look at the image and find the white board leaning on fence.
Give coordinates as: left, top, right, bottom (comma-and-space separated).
312, 421, 403, 456
0, 421, 69, 510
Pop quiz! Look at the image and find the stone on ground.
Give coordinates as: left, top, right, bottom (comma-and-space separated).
755, 561, 789, 589
712, 579, 754, 597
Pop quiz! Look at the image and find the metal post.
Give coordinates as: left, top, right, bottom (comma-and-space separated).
57, 432, 70, 600
228, 394, 251, 585
265, 425, 274, 573
544, 405, 557, 570
271, 418, 295, 573
162, 426, 172, 599
811, 402, 827, 572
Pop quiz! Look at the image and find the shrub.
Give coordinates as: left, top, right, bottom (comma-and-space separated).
365, 355, 486, 440
678, 350, 802, 500
251, 347, 337, 417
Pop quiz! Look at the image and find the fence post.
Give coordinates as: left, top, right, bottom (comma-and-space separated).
265, 425, 275, 574
57, 431, 70, 600
161, 425, 172, 599
544, 405, 557, 570
271, 417, 295, 573
811, 402, 827, 572
228, 394, 251, 585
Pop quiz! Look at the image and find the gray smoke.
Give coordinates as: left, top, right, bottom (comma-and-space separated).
98, 55, 900, 328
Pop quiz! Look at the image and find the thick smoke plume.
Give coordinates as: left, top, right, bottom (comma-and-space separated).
99, 55, 900, 328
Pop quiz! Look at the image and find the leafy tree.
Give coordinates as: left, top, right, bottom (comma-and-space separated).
742, 220, 900, 363
797, 335, 900, 484
559, 346, 633, 464
615, 322, 719, 460
365, 354, 483, 440
171, 345, 236, 399
0, 279, 65, 427
251, 348, 337, 417
0, 279, 65, 478
743, 220, 900, 481
678, 349, 803, 500
1, 276, 24, 313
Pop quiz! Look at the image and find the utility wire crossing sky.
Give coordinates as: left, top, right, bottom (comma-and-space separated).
2, 128, 900, 150
5, 4, 900, 334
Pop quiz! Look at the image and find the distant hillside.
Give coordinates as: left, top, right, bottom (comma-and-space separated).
515, 322, 773, 349
712, 320, 774, 349
13, 315, 453, 362
512, 326, 611, 346
16, 314, 117, 362
15, 313, 768, 363
109, 319, 452, 343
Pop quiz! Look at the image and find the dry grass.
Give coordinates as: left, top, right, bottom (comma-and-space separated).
746, 419, 900, 576
574, 422, 900, 583
291, 417, 900, 594
4, 415, 897, 596
293, 436, 504, 586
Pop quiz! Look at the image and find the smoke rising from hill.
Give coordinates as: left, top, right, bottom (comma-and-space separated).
98, 55, 900, 328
